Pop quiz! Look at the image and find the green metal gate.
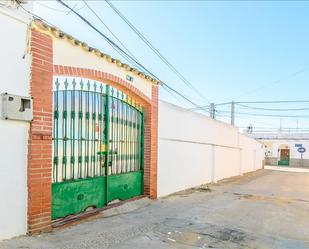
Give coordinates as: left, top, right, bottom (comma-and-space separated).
52, 77, 144, 220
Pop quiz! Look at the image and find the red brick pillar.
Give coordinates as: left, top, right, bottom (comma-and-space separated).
28, 29, 53, 234
144, 85, 159, 199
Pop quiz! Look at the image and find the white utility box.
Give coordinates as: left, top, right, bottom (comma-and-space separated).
1, 93, 33, 122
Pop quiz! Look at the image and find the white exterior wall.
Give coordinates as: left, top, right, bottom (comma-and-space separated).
213, 146, 240, 182
158, 101, 264, 197
52, 38, 153, 99
158, 139, 213, 197
239, 134, 263, 173
268, 140, 309, 159
0, 5, 31, 240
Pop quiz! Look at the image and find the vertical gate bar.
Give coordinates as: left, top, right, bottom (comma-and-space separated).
134, 106, 137, 171
92, 82, 97, 176
132, 100, 135, 171
121, 93, 125, 173
78, 80, 84, 178
141, 107, 145, 193
116, 90, 120, 174
69, 83, 73, 179
135, 105, 139, 171
136, 108, 139, 170
131, 101, 134, 171
105, 85, 110, 203
128, 98, 131, 172
85, 81, 90, 177
53, 79, 60, 182
129, 99, 133, 172
99, 84, 104, 176
125, 95, 129, 173
128, 98, 130, 172
71, 79, 76, 179
131, 101, 135, 171
90, 86, 93, 177
137, 105, 141, 171
134, 105, 137, 170
62, 79, 69, 181
110, 88, 114, 174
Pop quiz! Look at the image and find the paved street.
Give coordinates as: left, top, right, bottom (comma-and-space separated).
1, 169, 309, 249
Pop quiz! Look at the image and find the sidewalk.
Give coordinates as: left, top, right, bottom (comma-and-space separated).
265, 165, 309, 173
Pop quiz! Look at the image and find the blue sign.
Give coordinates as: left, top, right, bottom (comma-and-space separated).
295, 144, 303, 148
298, 147, 306, 153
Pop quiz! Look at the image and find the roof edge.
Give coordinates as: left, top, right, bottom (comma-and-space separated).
31, 18, 159, 85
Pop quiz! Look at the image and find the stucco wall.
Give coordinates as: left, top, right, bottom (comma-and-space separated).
239, 134, 264, 173
157, 101, 264, 197
52, 38, 152, 99
264, 140, 309, 160
0, 6, 31, 240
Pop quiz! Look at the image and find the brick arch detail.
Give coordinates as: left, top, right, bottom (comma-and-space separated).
53, 65, 152, 106
53, 64, 159, 201
28, 28, 158, 235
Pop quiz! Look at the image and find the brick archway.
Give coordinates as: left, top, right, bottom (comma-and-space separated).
28, 29, 158, 234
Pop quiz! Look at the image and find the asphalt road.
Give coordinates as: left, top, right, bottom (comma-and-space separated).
1, 169, 309, 249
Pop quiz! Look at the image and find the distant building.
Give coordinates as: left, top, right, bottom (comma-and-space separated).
249, 133, 309, 167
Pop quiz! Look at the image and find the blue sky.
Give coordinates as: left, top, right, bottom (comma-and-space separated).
33, 1, 309, 130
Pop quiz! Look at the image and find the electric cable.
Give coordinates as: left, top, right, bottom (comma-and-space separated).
105, 0, 211, 104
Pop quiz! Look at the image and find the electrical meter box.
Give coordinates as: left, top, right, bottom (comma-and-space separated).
1, 93, 33, 122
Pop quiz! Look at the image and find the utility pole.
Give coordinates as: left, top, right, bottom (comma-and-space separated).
210, 103, 215, 119
231, 101, 235, 126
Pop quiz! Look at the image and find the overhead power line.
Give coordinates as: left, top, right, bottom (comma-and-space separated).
233, 100, 309, 104
84, 0, 210, 108
236, 103, 309, 111
105, 0, 210, 104
234, 67, 307, 99
36, 1, 86, 14
53, 0, 210, 114
56, 0, 158, 79
189, 100, 309, 111
35, 1, 68, 13
162, 84, 210, 113
217, 110, 309, 118
82, 0, 142, 68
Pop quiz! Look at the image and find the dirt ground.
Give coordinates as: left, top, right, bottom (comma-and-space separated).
1, 169, 309, 249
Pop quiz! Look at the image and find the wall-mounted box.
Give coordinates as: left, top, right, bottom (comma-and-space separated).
1, 93, 33, 122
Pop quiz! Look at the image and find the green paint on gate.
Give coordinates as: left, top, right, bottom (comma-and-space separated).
52, 78, 145, 220
52, 176, 106, 220
108, 171, 143, 202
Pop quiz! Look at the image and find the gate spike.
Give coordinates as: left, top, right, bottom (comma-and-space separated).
64, 78, 69, 89
72, 78, 77, 90
55, 78, 60, 90
93, 81, 97, 92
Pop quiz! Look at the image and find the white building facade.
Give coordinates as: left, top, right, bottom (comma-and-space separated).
251, 133, 309, 167
0, 1, 33, 240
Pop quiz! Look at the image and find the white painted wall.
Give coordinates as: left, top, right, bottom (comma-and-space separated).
158, 101, 265, 197
51, 37, 153, 99
0, 5, 32, 240
267, 140, 309, 159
